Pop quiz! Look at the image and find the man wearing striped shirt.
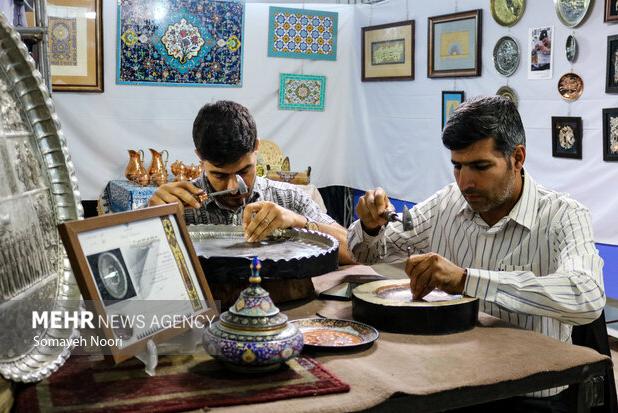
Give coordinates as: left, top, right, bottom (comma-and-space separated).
149, 100, 353, 264
348, 96, 605, 401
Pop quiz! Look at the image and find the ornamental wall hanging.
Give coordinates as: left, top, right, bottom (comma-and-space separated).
117, 0, 244, 87
279, 73, 326, 111
268, 7, 338, 61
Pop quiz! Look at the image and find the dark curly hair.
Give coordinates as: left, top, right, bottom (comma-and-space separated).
442, 96, 525, 157
192, 101, 257, 166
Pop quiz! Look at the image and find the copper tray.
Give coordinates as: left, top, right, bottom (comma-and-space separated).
352, 280, 479, 334
291, 318, 378, 350
188, 225, 338, 282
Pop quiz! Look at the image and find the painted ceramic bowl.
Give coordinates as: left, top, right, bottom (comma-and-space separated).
203, 257, 304, 372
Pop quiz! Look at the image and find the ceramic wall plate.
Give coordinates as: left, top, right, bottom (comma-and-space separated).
490, 0, 526, 26
0, 14, 83, 382
497, 85, 519, 107
566, 35, 578, 63
493, 36, 520, 77
291, 318, 379, 350
554, 0, 593, 27
558, 72, 584, 101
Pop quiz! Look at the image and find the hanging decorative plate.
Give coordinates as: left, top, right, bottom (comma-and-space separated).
493, 36, 520, 77
554, 0, 593, 28
490, 0, 526, 27
0, 15, 83, 382
558, 72, 584, 101
497, 85, 519, 107
291, 318, 379, 349
566, 35, 578, 63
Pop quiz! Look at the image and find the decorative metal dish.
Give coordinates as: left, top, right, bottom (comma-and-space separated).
566, 35, 578, 63
291, 318, 378, 350
496, 85, 519, 107
554, 0, 593, 28
188, 225, 339, 282
0, 15, 83, 382
352, 280, 478, 334
490, 0, 526, 27
558, 72, 584, 101
493, 36, 520, 77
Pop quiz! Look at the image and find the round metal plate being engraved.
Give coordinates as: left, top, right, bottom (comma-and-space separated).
188, 225, 338, 282
0, 15, 83, 382
352, 280, 479, 334
554, 0, 593, 27
496, 85, 519, 107
291, 318, 378, 350
490, 0, 526, 26
493, 36, 520, 77
566, 35, 578, 63
558, 72, 584, 101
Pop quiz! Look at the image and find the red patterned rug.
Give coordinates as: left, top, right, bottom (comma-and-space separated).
14, 353, 349, 412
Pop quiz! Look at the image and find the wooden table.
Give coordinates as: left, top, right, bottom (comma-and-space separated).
211, 265, 611, 413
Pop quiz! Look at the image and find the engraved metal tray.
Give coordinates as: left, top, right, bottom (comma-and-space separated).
188, 225, 338, 282
0, 15, 82, 382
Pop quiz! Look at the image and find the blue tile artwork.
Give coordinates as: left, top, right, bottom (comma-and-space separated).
117, 0, 244, 87
279, 73, 326, 111
268, 7, 337, 61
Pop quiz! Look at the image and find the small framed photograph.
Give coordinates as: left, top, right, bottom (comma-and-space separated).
48, 0, 103, 92
58, 204, 217, 363
528, 26, 553, 80
605, 0, 618, 22
603, 108, 618, 161
427, 10, 482, 78
606, 35, 618, 93
361, 20, 414, 81
551, 117, 582, 159
442, 91, 464, 129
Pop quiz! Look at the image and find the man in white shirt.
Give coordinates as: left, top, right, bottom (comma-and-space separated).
348, 96, 605, 401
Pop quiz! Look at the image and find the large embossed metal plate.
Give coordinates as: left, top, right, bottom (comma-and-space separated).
490, 0, 525, 27
188, 225, 338, 282
554, 0, 593, 28
493, 36, 520, 77
0, 15, 82, 382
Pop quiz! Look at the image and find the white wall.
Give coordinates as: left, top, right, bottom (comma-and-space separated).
53, 0, 618, 244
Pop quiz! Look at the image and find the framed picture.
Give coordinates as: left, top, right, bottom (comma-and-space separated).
279, 73, 326, 111
58, 204, 217, 363
606, 0, 618, 22
606, 35, 618, 93
361, 20, 414, 81
48, 0, 103, 92
427, 10, 482, 78
603, 108, 618, 161
528, 26, 553, 80
442, 91, 464, 129
551, 117, 582, 159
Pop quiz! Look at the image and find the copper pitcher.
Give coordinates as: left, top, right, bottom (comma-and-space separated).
125, 149, 147, 182
148, 148, 169, 184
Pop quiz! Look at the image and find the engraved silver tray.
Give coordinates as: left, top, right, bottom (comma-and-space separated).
493, 36, 520, 77
188, 225, 339, 281
0, 14, 83, 382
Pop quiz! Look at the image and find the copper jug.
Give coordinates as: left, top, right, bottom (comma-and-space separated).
125, 150, 147, 182
171, 160, 188, 182
148, 148, 169, 184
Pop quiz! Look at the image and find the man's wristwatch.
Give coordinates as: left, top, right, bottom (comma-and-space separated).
303, 217, 319, 231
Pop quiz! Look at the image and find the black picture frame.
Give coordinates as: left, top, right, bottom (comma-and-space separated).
602, 108, 618, 161
551, 117, 582, 159
361, 20, 415, 81
605, 0, 618, 22
607, 35, 618, 93
442, 91, 464, 130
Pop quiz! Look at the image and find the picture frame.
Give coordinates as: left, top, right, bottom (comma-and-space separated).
442, 91, 464, 129
551, 116, 582, 159
427, 9, 482, 78
602, 108, 618, 161
58, 204, 217, 363
48, 0, 103, 92
361, 20, 414, 81
606, 0, 618, 22
606, 35, 618, 93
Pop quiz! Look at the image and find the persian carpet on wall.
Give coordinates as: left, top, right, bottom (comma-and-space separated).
117, 0, 244, 87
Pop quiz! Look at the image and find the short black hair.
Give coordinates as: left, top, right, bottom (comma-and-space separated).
192, 100, 257, 166
540, 30, 548, 41
442, 95, 525, 156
